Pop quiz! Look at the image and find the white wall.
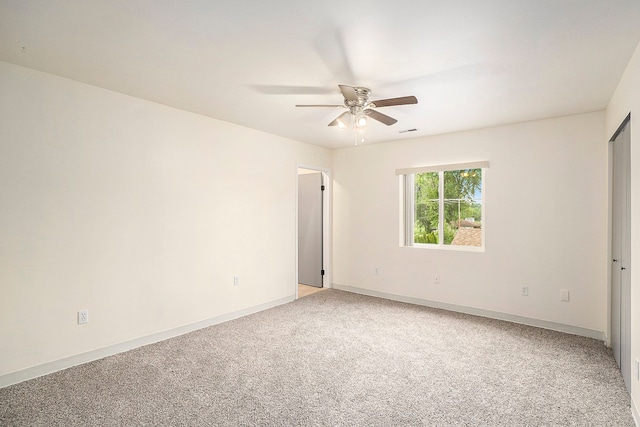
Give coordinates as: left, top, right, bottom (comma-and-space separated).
607, 40, 640, 422
333, 112, 608, 335
0, 51, 628, 399
0, 61, 331, 380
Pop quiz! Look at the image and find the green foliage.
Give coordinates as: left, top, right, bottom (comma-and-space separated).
414, 172, 439, 244
415, 230, 438, 244
413, 168, 482, 244
444, 221, 456, 245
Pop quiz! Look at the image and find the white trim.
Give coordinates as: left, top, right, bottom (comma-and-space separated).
606, 138, 613, 349
395, 160, 490, 176
0, 295, 293, 389
438, 170, 445, 242
482, 166, 487, 247
410, 243, 485, 253
632, 396, 639, 427
332, 283, 605, 341
403, 174, 414, 246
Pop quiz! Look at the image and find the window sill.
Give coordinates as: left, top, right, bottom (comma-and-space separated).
405, 243, 485, 253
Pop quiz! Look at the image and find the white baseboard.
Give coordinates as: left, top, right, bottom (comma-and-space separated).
333, 284, 604, 341
632, 395, 639, 427
0, 295, 294, 389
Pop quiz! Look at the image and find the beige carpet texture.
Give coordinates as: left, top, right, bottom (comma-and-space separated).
0, 289, 634, 426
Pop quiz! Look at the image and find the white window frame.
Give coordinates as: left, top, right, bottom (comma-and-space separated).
397, 161, 489, 252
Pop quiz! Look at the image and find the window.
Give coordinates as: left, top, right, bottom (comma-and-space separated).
397, 161, 488, 250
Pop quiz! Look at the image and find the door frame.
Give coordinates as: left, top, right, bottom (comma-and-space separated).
296, 164, 331, 299
607, 113, 631, 392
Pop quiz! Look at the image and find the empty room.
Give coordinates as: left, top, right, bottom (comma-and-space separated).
2, 0, 640, 425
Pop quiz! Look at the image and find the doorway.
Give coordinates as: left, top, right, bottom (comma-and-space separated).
297, 167, 328, 296
610, 114, 631, 392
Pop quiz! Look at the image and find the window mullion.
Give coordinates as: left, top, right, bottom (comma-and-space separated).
404, 174, 415, 246
438, 171, 444, 245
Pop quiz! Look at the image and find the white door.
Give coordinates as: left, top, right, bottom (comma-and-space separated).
610, 117, 631, 392
298, 171, 323, 288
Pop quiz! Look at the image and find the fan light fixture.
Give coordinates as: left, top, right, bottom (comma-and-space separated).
295, 85, 418, 144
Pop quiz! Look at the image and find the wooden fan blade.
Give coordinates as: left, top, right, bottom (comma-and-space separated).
295, 104, 344, 108
338, 85, 359, 102
328, 111, 351, 127
365, 109, 397, 126
370, 96, 418, 108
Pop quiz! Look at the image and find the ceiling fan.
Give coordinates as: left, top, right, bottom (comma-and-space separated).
296, 85, 418, 129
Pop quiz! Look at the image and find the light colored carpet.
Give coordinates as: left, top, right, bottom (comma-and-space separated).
0, 289, 634, 426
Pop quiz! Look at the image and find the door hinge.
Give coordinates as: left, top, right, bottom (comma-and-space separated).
321, 269, 325, 276
321, 185, 325, 191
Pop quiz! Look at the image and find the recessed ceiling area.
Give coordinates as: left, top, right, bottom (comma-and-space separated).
1, 0, 639, 149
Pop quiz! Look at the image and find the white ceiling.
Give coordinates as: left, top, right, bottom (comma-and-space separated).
1, 0, 639, 149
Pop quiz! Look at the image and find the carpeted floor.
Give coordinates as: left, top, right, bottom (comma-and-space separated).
0, 289, 634, 426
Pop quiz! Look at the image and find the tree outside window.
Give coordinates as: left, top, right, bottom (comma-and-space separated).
414, 168, 482, 247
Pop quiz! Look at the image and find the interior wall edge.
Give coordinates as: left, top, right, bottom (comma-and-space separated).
0, 295, 294, 389
332, 283, 605, 342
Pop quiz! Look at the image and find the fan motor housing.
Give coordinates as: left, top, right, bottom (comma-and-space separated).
344, 87, 371, 108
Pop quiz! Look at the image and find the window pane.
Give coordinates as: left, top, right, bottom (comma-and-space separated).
443, 169, 482, 246
414, 172, 439, 244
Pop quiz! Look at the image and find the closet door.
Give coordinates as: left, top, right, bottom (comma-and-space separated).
610, 118, 630, 392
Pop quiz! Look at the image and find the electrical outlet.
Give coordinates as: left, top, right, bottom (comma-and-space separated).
374, 267, 380, 276
560, 290, 570, 302
233, 275, 240, 286
78, 309, 89, 324
635, 359, 639, 381
521, 286, 529, 296
434, 274, 440, 284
